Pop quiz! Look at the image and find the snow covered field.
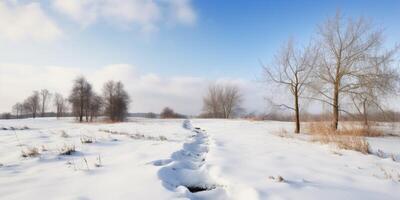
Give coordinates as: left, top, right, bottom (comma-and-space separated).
0, 118, 399, 200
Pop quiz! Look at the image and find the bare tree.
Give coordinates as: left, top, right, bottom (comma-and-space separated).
263, 40, 318, 133
202, 84, 223, 118
311, 11, 398, 130
89, 94, 103, 121
202, 83, 242, 118
54, 93, 68, 119
40, 89, 51, 117
160, 107, 185, 118
350, 56, 399, 126
160, 107, 176, 118
102, 80, 130, 122
12, 103, 23, 119
69, 76, 93, 122
23, 91, 40, 118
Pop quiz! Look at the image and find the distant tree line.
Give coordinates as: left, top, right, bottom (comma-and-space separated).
7, 76, 131, 122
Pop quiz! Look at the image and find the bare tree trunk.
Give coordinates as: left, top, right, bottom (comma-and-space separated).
79, 104, 83, 122
332, 80, 340, 130
294, 87, 300, 134
362, 100, 369, 127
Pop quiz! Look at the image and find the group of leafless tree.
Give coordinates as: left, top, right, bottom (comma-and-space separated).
263, 11, 400, 133
102, 80, 130, 122
69, 76, 130, 122
160, 107, 186, 118
10, 76, 130, 122
12, 89, 68, 119
201, 83, 243, 118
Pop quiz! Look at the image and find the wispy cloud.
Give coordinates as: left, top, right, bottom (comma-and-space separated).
52, 0, 197, 33
0, 1, 62, 41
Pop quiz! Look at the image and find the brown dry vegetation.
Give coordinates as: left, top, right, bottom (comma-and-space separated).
305, 122, 381, 154
306, 121, 383, 137
21, 147, 40, 158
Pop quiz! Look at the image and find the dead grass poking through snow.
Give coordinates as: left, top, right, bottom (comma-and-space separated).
307, 122, 383, 137
307, 122, 373, 154
80, 136, 95, 144
21, 147, 40, 158
59, 144, 76, 156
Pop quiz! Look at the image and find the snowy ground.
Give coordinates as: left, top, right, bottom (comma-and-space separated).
0, 118, 399, 200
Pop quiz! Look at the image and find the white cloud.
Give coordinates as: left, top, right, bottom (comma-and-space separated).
168, 0, 197, 26
0, 64, 266, 115
52, 0, 196, 32
0, 1, 62, 41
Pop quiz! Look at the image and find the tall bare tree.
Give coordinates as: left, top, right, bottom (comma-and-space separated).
350, 55, 399, 126
54, 93, 68, 119
202, 84, 223, 118
88, 94, 103, 121
311, 11, 398, 130
40, 89, 51, 117
102, 80, 130, 122
263, 40, 318, 133
69, 76, 93, 122
202, 83, 242, 118
23, 91, 40, 118
12, 103, 23, 119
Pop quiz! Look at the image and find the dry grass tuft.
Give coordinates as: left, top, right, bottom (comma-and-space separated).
21, 147, 40, 158
59, 144, 76, 156
307, 122, 372, 154
311, 134, 370, 154
80, 136, 95, 144
268, 175, 286, 182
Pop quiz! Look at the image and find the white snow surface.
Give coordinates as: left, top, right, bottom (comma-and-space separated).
0, 118, 399, 200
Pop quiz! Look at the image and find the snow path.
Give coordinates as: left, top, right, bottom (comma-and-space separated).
156, 120, 258, 200
156, 120, 228, 199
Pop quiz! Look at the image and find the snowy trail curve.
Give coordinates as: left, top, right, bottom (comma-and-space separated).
155, 120, 258, 199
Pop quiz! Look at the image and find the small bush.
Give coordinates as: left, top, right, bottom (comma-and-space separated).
21, 147, 40, 158
59, 144, 76, 155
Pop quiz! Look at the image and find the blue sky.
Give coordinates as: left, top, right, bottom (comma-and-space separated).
0, 0, 399, 114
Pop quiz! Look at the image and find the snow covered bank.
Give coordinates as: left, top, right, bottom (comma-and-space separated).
0, 118, 399, 199
193, 119, 400, 200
